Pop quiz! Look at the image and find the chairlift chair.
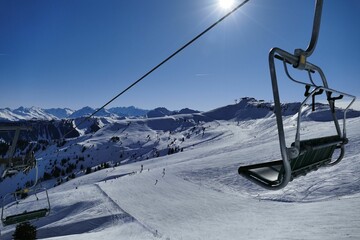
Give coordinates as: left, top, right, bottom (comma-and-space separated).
0, 126, 51, 225
1, 187, 50, 226
1, 159, 51, 226
238, 0, 356, 190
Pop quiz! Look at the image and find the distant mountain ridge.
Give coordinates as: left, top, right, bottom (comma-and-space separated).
0, 106, 150, 122
1, 97, 359, 122
0, 106, 202, 122
203, 97, 360, 121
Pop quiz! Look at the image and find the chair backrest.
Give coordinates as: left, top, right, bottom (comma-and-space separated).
282, 135, 343, 180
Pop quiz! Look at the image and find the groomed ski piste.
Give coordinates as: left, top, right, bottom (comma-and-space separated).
1, 99, 359, 239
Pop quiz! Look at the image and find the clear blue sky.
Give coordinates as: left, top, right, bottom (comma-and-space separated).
1, 0, 359, 111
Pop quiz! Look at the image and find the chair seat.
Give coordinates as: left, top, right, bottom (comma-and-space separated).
3, 208, 49, 226
239, 160, 283, 187
238, 135, 345, 189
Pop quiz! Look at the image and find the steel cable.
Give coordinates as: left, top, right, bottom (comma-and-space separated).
64, 0, 250, 138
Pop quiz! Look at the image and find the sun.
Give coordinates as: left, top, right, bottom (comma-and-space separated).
218, 0, 235, 10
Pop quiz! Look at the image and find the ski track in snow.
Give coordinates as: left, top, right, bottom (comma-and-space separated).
93, 184, 159, 236
0, 112, 359, 239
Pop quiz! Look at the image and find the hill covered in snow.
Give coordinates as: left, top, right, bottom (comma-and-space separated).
0, 97, 359, 239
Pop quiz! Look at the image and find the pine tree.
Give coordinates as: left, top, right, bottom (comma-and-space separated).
13, 221, 37, 240
85, 167, 92, 174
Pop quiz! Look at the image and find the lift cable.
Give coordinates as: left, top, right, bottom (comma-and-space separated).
64, 0, 250, 138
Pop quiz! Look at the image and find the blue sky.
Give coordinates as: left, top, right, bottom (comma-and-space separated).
0, 0, 359, 111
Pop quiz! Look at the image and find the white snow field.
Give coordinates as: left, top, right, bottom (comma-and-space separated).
1, 101, 359, 239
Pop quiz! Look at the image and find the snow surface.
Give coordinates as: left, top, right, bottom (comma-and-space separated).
0, 101, 359, 240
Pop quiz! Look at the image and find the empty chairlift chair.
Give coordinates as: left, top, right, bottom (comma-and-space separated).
1, 171, 51, 226
0, 126, 51, 226
1, 188, 51, 226
238, 0, 356, 190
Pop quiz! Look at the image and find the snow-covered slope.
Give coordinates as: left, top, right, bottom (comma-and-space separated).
0, 100, 359, 240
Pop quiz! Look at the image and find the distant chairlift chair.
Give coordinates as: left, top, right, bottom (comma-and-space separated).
1, 188, 51, 226
238, 0, 356, 190
0, 126, 51, 226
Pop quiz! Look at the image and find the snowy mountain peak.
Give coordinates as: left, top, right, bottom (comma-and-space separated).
146, 107, 173, 118
11, 106, 55, 121
68, 106, 96, 119
45, 108, 75, 119
108, 106, 149, 117
0, 106, 150, 122
204, 97, 274, 121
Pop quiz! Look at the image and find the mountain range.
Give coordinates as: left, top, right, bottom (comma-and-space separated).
1, 97, 359, 122
0, 106, 150, 121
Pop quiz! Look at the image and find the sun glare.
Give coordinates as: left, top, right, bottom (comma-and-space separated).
218, 0, 235, 10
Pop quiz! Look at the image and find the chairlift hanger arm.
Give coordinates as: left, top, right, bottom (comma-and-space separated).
7, 128, 21, 159
0, 126, 35, 179
0, 126, 32, 160
296, 0, 323, 58
294, 0, 323, 70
